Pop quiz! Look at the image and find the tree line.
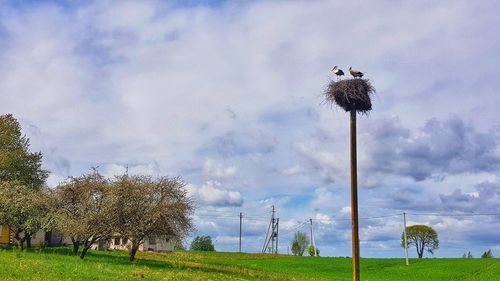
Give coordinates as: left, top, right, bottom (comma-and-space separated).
0, 114, 193, 261
462, 250, 494, 259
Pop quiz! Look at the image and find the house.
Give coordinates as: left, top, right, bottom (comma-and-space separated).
1, 224, 172, 252
0, 225, 63, 247
105, 235, 175, 252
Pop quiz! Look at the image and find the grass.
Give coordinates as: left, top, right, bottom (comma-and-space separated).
0, 247, 499, 281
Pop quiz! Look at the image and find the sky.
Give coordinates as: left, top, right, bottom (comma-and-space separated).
1, 0, 500, 258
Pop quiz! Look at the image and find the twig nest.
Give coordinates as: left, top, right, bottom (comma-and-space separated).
324, 79, 375, 113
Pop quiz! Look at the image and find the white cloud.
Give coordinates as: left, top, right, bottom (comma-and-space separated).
315, 213, 333, 225
339, 206, 351, 217
203, 159, 238, 180
187, 181, 243, 207
310, 187, 342, 211
296, 142, 345, 184
283, 165, 303, 176
101, 163, 159, 178
46, 174, 67, 188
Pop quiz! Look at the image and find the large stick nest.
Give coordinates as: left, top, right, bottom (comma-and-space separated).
324, 78, 375, 113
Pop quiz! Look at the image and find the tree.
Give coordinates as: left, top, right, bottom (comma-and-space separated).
109, 175, 193, 261
481, 249, 493, 258
308, 245, 320, 257
174, 238, 187, 251
0, 181, 50, 250
51, 170, 113, 258
401, 225, 439, 258
462, 253, 467, 258
291, 231, 308, 256
467, 251, 473, 259
190, 236, 215, 251
0, 114, 48, 189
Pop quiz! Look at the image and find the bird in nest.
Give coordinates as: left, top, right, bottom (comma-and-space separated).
349, 67, 364, 78
332, 65, 344, 81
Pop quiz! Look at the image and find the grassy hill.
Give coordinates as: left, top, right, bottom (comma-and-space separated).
0, 248, 499, 281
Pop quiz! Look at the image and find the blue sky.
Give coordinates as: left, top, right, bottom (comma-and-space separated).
1, 0, 500, 258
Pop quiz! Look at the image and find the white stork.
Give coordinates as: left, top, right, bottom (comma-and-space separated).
332, 65, 344, 81
349, 67, 364, 78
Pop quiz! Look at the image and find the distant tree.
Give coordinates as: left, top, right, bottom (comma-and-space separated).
51, 170, 113, 258
467, 251, 473, 259
291, 231, 308, 256
174, 238, 186, 251
109, 175, 193, 261
481, 249, 493, 258
291, 241, 300, 256
0, 114, 49, 189
401, 225, 439, 258
190, 236, 215, 251
462, 253, 467, 258
308, 245, 320, 257
0, 181, 50, 250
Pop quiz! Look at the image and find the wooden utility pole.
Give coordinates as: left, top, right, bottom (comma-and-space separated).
239, 212, 243, 253
403, 212, 409, 265
350, 110, 360, 281
324, 73, 374, 281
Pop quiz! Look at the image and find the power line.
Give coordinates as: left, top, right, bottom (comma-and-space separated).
279, 221, 308, 236
407, 212, 500, 217
311, 213, 401, 222
195, 209, 270, 215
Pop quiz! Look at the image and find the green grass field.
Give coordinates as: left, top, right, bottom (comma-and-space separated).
0, 248, 499, 281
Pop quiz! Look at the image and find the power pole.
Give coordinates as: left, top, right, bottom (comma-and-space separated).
403, 212, 409, 265
310, 218, 317, 256
262, 205, 277, 254
262, 215, 272, 253
275, 218, 279, 254
271, 205, 275, 254
239, 212, 243, 253
350, 109, 360, 281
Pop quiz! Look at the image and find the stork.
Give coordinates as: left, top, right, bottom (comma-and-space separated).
349, 67, 364, 78
332, 65, 344, 81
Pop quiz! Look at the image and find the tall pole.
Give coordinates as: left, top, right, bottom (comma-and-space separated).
239, 212, 243, 253
403, 212, 409, 265
271, 205, 275, 254
276, 218, 279, 254
350, 110, 360, 281
310, 218, 317, 257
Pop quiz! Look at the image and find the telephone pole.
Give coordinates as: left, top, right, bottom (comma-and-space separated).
239, 212, 243, 253
323, 69, 375, 281
350, 110, 360, 281
262, 205, 279, 254
403, 212, 409, 265
271, 205, 275, 253
310, 218, 317, 256
275, 218, 279, 254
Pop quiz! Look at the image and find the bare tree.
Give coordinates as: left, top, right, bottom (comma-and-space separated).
52, 170, 113, 258
109, 175, 193, 261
